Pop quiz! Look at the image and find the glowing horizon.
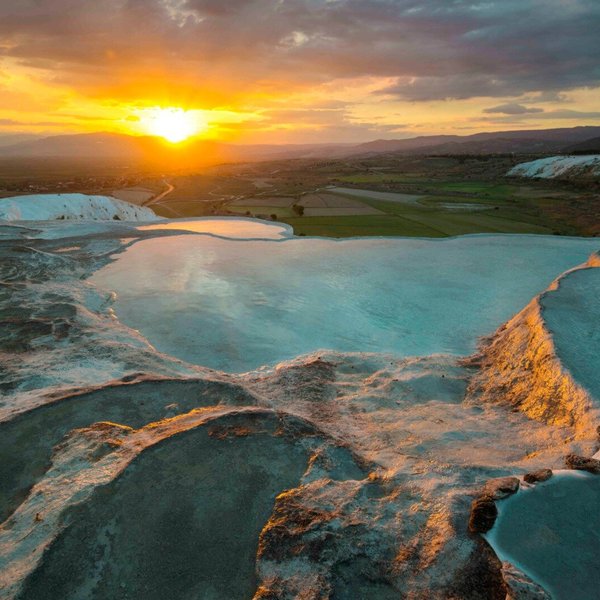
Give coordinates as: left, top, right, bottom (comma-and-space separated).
137, 108, 208, 143
0, 1, 599, 145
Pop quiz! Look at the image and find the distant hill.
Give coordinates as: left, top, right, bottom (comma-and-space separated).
342, 126, 600, 157
0, 133, 42, 148
345, 135, 460, 154
408, 137, 570, 155
225, 142, 353, 161
1, 126, 600, 165
563, 136, 600, 154
0, 132, 228, 166
0, 132, 350, 166
0, 132, 160, 158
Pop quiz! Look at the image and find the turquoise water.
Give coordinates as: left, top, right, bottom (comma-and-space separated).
542, 267, 600, 403
486, 472, 600, 599
90, 233, 599, 372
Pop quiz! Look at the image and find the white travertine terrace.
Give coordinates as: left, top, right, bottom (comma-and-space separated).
508, 154, 600, 179
0, 217, 598, 599
0, 193, 159, 222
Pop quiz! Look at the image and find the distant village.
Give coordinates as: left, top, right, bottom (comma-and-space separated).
0, 174, 148, 198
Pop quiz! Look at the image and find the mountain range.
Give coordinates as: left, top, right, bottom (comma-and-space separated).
1, 126, 599, 166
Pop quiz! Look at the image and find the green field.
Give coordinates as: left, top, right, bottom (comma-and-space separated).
277, 181, 557, 237
336, 173, 423, 184
1, 150, 595, 237
282, 209, 552, 238
153, 172, 589, 237
228, 205, 296, 218
281, 215, 441, 237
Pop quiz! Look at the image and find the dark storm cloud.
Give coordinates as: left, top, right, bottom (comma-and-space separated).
0, 0, 598, 101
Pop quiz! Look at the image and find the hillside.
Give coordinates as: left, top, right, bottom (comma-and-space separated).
2, 126, 600, 166
345, 126, 600, 157
564, 136, 600, 154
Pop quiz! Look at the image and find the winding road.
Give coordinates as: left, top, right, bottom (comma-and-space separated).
143, 181, 175, 207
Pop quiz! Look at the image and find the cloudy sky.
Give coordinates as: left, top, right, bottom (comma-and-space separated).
0, 0, 599, 143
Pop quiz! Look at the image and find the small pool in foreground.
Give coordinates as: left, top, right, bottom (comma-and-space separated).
485, 471, 600, 599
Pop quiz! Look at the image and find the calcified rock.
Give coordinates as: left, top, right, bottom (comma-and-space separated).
507, 155, 600, 179
565, 453, 600, 473
0, 193, 160, 222
523, 469, 553, 484
466, 251, 600, 440
501, 562, 552, 600
483, 477, 520, 500
4, 344, 570, 599
468, 496, 499, 534
0, 219, 598, 599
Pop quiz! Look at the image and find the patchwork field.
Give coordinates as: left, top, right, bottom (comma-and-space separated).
3, 154, 597, 237
230, 196, 296, 207
188, 157, 597, 237
228, 192, 384, 218
278, 185, 555, 237
221, 181, 560, 237
297, 192, 383, 216
326, 186, 422, 204
110, 187, 154, 204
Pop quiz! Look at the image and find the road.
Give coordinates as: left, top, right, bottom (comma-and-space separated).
143, 181, 175, 207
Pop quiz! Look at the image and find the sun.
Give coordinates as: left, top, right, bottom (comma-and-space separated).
139, 108, 206, 143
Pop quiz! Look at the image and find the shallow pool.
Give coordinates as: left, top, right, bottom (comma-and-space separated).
486, 471, 600, 599
90, 231, 599, 372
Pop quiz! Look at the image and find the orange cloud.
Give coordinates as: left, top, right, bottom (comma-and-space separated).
0, 1, 599, 143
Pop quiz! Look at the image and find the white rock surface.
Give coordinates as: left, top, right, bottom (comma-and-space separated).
0, 193, 159, 221
508, 155, 600, 179
467, 251, 600, 438
0, 218, 599, 599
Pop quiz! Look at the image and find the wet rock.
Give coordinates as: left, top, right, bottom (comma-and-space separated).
483, 476, 520, 499
15, 411, 313, 600
268, 357, 337, 404
257, 489, 335, 562
469, 495, 498, 533
254, 575, 331, 600
523, 468, 553, 484
253, 585, 281, 600
565, 453, 600, 474
444, 539, 507, 600
501, 561, 552, 599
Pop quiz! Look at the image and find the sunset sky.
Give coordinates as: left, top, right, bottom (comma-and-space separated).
1, 0, 599, 145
